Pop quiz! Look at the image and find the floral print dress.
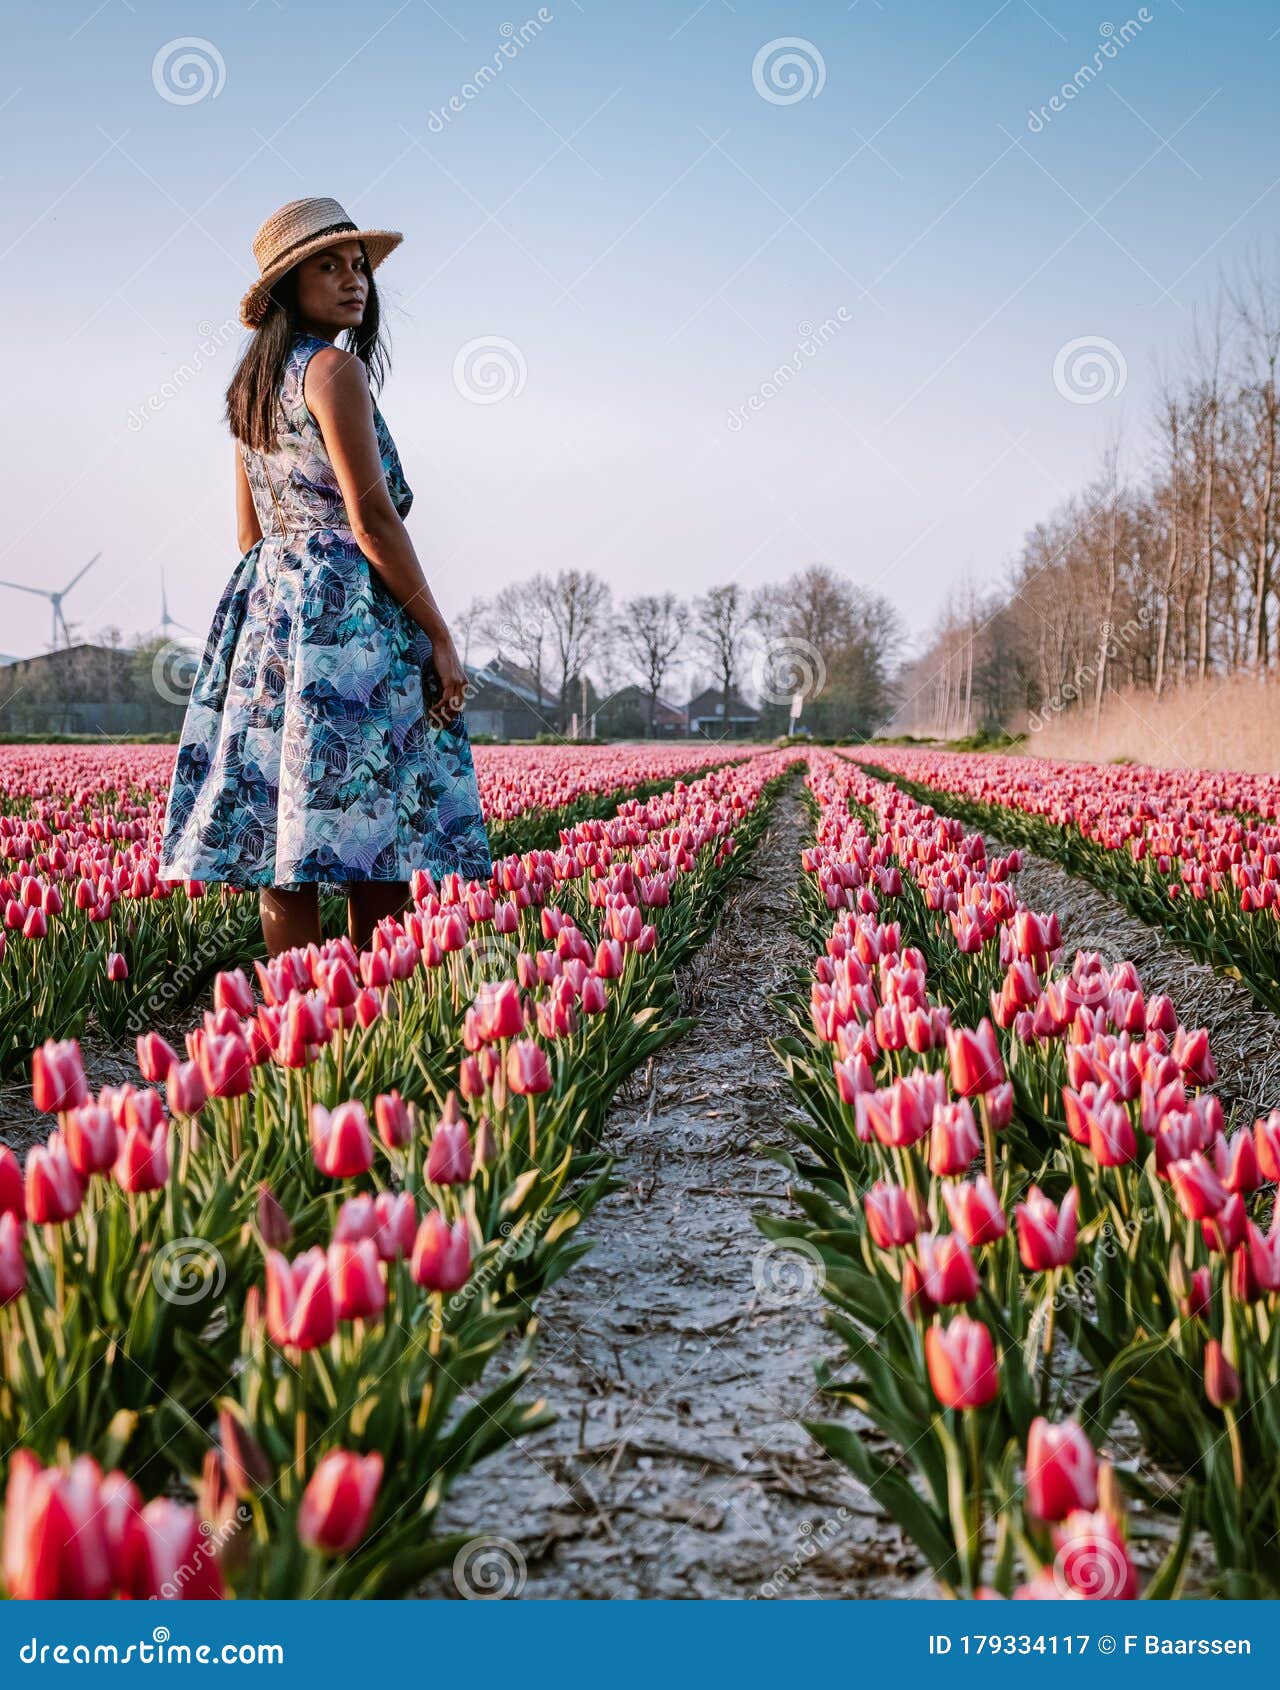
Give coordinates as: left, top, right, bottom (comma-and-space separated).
158, 331, 492, 890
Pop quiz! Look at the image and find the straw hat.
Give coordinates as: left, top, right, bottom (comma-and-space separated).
239, 196, 403, 328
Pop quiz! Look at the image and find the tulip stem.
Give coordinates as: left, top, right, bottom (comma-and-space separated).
965, 1407, 985, 1593
979, 1094, 995, 1190
527, 1095, 537, 1164
1224, 1405, 1245, 1492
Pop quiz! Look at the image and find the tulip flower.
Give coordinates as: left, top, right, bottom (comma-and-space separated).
265, 1249, 336, 1351
24, 1135, 84, 1225
198, 1030, 253, 1099
917, 1232, 981, 1306
1015, 1185, 1079, 1271
217, 1407, 273, 1500
1025, 1417, 1098, 1521
928, 1099, 982, 1176
411, 1211, 471, 1292
136, 1031, 178, 1082
1204, 1339, 1241, 1408
472, 979, 524, 1042
1052, 1509, 1138, 1599
1168, 1152, 1229, 1221
166, 1059, 208, 1118
372, 1191, 417, 1262
946, 1020, 1006, 1097
864, 1182, 918, 1250
113, 1122, 169, 1194
31, 1039, 89, 1114
942, 1175, 1007, 1247
426, 1102, 473, 1186
374, 1090, 412, 1150
328, 1239, 387, 1322
310, 1101, 374, 1179
506, 1039, 552, 1096
64, 1103, 119, 1177
298, 1450, 384, 1556
0, 1144, 26, 1219
0, 1211, 26, 1305
115, 1496, 224, 1600
924, 1316, 999, 1410
257, 1183, 293, 1250
1, 1451, 113, 1599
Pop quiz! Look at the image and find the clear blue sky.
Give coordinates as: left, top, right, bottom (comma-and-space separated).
1, 0, 1276, 662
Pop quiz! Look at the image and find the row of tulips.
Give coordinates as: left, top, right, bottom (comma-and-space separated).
762, 750, 1280, 1598
0, 749, 801, 1598
0, 741, 739, 1074
860, 745, 1280, 1016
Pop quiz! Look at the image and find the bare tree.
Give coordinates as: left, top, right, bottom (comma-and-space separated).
536, 570, 613, 732
481, 580, 553, 710
692, 584, 752, 737
615, 593, 688, 735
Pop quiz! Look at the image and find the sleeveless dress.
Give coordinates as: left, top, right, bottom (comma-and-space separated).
157, 331, 492, 891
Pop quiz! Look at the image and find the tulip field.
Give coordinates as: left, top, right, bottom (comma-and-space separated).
1, 737, 1278, 1599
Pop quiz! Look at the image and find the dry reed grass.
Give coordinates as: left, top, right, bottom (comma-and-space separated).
1025, 673, 1280, 772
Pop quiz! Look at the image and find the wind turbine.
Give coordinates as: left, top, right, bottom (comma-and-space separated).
0, 553, 101, 649
158, 569, 196, 642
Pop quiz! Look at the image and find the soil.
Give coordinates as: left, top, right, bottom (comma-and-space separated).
420, 784, 925, 1600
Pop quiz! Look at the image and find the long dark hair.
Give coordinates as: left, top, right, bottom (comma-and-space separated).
225, 244, 391, 451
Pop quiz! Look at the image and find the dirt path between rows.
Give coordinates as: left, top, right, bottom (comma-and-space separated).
1001, 844, 1280, 1122
422, 784, 924, 1600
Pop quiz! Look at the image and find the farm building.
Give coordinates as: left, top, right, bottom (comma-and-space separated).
686, 685, 760, 739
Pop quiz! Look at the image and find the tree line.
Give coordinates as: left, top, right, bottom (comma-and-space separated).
897, 255, 1280, 737
454, 564, 904, 739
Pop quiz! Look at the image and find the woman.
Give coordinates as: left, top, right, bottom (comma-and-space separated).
158, 196, 492, 956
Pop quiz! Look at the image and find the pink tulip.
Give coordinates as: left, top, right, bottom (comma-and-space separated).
924, 1316, 999, 1409
0, 1212, 26, 1305
298, 1450, 383, 1556
411, 1211, 471, 1292
310, 1101, 374, 1179
506, 1039, 552, 1096
31, 1039, 89, 1114
1015, 1185, 1079, 1271
328, 1239, 387, 1322
265, 1249, 336, 1351
24, 1135, 84, 1224
0, 1144, 26, 1219
1025, 1417, 1098, 1521
374, 1090, 413, 1150
136, 1031, 178, 1082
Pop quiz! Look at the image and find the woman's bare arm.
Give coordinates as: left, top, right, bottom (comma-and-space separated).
235, 448, 263, 554
303, 346, 455, 650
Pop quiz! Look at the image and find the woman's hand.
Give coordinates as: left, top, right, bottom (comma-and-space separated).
425, 637, 469, 729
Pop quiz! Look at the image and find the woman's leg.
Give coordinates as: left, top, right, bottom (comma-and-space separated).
259, 886, 321, 957
347, 880, 411, 951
